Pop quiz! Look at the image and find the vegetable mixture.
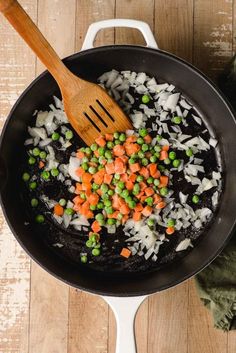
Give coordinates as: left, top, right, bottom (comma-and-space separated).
21, 69, 222, 270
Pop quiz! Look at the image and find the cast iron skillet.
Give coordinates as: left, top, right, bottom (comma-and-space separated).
0, 21, 236, 298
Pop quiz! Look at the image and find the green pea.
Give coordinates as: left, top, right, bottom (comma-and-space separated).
138, 151, 145, 159
147, 177, 154, 184
28, 156, 36, 165
31, 198, 38, 207
98, 219, 105, 226
169, 151, 176, 160
154, 178, 160, 186
104, 199, 112, 207
118, 181, 125, 189
154, 145, 161, 152
125, 196, 132, 203
107, 141, 114, 149
81, 163, 88, 171
52, 132, 60, 141
98, 165, 104, 171
142, 94, 150, 104
117, 213, 123, 221
105, 207, 113, 215
115, 186, 122, 194
65, 130, 73, 140
101, 194, 109, 200
80, 255, 88, 263
121, 189, 129, 198
95, 213, 104, 221
98, 147, 105, 156
113, 132, 120, 139
41, 170, 50, 180
101, 184, 108, 193
192, 195, 200, 204
82, 157, 88, 163
114, 139, 120, 145
158, 165, 165, 172
186, 148, 193, 157
105, 150, 112, 159
29, 181, 37, 190
86, 240, 93, 248
147, 218, 155, 227
164, 158, 171, 165
155, 152, 160, 159
92, 183, 99, 190
172, 159, 181, 168
32, 147, 40, 156
107, 218, 116, 225
108, 189, 114, 196
157, 135, 162, 142
85, 147, 92, 155
22, 172, 30, 182
129, 158, 136, 164
80, 193, 86, 200
160, 187, 168, 196
114, 174, 120, 180
141, 144, 149, 152
150, 155, 157, 163
137, 137, 144, 145
139, 128, 148, 137
65, 208, 74, 215
172, 116, 182, 124
90, 205, 96, 210
51, 168, 59, 177
59, 198, 67, 206
142, 158, 149, 166
133, 183, 140, 193
39, 151, 47, 159
128, 201, 136, 209
91, 157, 98, 163
97, 202, 104, 209
145, 196, 153, 205
119, 133, 126, 142
35, 214, 44, 223
136, 175, 144, 182
91, 143, 98, 151
167, 218, 176, 227
92, 248, 101, 256
88, 166, 97, 174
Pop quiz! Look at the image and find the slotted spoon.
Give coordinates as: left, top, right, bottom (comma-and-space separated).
0, 0, 132, 145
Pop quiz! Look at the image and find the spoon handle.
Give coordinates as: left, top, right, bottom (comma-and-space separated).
0, 0, 75, 88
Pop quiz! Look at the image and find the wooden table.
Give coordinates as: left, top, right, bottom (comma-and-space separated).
0, 1, 236, 352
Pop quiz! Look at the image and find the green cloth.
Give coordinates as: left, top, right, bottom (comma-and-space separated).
195, 233, 236, 331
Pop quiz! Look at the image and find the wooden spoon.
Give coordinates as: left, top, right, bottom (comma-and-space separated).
0, 0, 132, 145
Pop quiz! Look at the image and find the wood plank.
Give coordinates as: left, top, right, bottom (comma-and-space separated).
68, 290, 109, 353
28, 1, 76, 352
193, 0, 233, 79
154, 0, 194, 62
75, 0, 115, 51
115, 0, 154, 46
148, 282, 188, 353
228, 330, 236, 353
0, 1, 37, 352
188, 279, 227, 353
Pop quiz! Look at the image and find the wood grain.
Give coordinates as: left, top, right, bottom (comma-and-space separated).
193, 0, 233, 79
0, 1, 37, 352
188, 280, 228, 353
28, 1, 76, 352
154, 0, 194, 62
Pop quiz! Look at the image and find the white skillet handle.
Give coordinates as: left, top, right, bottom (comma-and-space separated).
81, 19, 158, 50
103, 295, 147, 353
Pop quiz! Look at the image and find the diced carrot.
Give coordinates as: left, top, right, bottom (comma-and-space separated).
134, 203, 143, 212
144, 135, 152, 143
149, 163, 158, 177
156, 201, 166, 209
152, 171, 161, 179
76, 150, 85, 159
145, 187, 154, 196
129, 163, 141, 173
121, 214, 129, 224
75, 167, 85, 177
166, 226, 175, 235
107, 211, 120, 219
160, 150, 168, 160
159, 175, 169, 187
39, 161, 45, 169
126, 135, 137, 143
103, 174, 113, 184
80, 200, 89, 214
88, 193, 99, 206
162, 145, 169, 151
82, 172, 93, 184
115, 158, 126, 174
136, 191, 144, 199
139, 167, 150, 179
96, 189, 102, 196
125, 143, 140, 156
125, 181, 134, 191
142, 205, 152, 217
94, 150, 100, 158
54, 204, 64, 216
93, 174, 103, 185
129, 173, 137, 183
120, 204, 130, 215
86, 211, 94, 219
113, 144, 125, 156
141, 195, 148, 203
73, 195, 85, 205
95, 135, 106, 147
75, 183, 83, 193
105, 133, 113, 141
91, 220, 102, 233
119, 155, 129, 164
82, 182, 92, 191
120, 173, 128, 182
139, 181, 147, 191
120, 247, 131, 258
105, 162, 115, 174
133, 212, 142, 221
73, 204, 81, 212
85, 190, 92, 198
153, 194, 162, 204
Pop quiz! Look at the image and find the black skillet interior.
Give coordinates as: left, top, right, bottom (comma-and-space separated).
0, 46, 236, 296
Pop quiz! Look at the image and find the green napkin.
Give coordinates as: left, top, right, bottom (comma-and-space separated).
195, 233, 236, 331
